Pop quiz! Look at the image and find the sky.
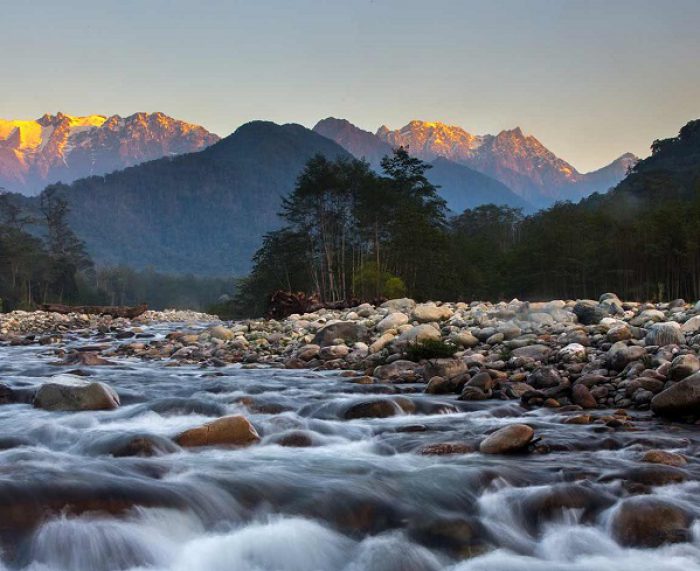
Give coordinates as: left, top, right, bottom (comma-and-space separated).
2, 0, 699, 172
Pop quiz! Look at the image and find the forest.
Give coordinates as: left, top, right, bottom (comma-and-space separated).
230, 118, 700, 316
0, 190, 232, 311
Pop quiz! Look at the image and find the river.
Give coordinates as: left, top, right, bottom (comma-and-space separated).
0, 322, 698, 570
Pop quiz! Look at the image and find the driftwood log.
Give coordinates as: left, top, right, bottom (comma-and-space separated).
266, 291, 387, 319
40, 303, 148, 319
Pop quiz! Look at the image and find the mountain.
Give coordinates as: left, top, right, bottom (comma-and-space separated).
313, 118, 392, 169
567, 152, 637, 199
375, 120, 636, 206
0, 112, 219, 195
593, 119, 700, 207
427, 157, 533, 212
37, 121, 350, 275
313, 117, 531, 212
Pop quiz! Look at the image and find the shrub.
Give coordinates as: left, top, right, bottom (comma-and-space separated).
405, 339, 458, 361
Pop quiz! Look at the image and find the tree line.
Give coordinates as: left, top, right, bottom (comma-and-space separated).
0, 189, 232, 312
231, 118, 700, 317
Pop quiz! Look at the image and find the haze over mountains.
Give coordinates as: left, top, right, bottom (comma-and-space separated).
0, 112, 219, 195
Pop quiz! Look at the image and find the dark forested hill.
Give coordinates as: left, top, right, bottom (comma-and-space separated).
37, 122, 351, 275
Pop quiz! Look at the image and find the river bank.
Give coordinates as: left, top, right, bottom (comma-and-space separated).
2, 295, 698, 421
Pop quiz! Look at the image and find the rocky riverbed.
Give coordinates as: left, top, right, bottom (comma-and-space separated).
0, 297, 698, 570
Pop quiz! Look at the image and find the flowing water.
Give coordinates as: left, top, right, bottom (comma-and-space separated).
0, 322, 698, 570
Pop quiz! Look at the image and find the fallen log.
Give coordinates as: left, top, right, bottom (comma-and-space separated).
40, 303, 148, 319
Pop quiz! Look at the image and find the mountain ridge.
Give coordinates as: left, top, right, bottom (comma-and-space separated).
0, 112, 220, 195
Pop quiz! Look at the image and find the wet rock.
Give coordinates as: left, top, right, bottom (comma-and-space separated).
269, 430, 315, 447
459, 387, 489, 401
479, 424, 534, 454
607, 342, 645, 371
313, 321, 368, 347
408, 517, 489, 558
59, 351, 114, 366
559, 343, 587, 363
611, 497, 692, 547
573, 301, 605, 325
527, 366, 561, 389
343, 399, 402, 419
418, 442, 474, 455
668, 354, 700, 380
572, 384, 597, 408
175, 415, 260, 447
645, 322, 684, 347
423, 359, 467, 381
111, 435, 178, 457
34, 380, 120, 411
297, 344, 320, 361
466, 371, 493, 392
622, 465, 687, 486
651, 374, 700, 418
511, 345, 551, 362
374, 360, 422, 382
520, 484, 615, 533
641, 450, 687, 467
425, 376, 459, 395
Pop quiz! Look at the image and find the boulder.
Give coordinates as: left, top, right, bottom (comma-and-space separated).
641, 450, 687, 467
511, 345, 552, 362
423, 359, 467, 381
645, 322, 684, 347
558, 343, 587, 363
374, 360, 422, 382
376, 313, 409, 333
572, 384, 597, 409
453, 332, 479, 348
527, 366, 561, 389
651, 374, 700, 418
343, 399, 402, 419
611, 497, 692, 547
573, 301, 605, 325
607, 342, 645, 371
479, 424, 534, 454
396, 324, 441, 345
34, 380, 119, 411
205, 325, 234, 341
680, 315, 700, 334
313, 321, 368, 347
668, 354, 700, 381
176, 415, 260, 447
381, 298, 416, 314
412, 303, 453, 323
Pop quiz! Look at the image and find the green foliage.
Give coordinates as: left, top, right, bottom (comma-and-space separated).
235, 147, 450, 314
353, 262, 406, 299
405, 339, 458, 361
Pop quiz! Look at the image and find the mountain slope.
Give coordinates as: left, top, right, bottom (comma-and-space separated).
375, 120, 636, 205
314, 117, 530, 212
44, 121, 351, 275
427, 157, 533, 213
0, 112, 219, 195
313, 118, 392, 169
